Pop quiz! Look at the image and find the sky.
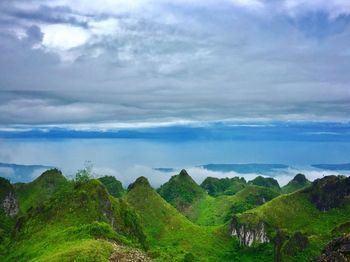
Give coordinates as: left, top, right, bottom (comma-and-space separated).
0, 0, 350, 128
1, 1, 350, 185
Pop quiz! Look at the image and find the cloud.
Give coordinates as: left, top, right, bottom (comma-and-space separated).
41, 24, 90, 50
0, 0, 350, 126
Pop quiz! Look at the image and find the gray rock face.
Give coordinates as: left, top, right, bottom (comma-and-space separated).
312, 234, 350, 262
230, 218, 269, 246
2, 191, 19, 216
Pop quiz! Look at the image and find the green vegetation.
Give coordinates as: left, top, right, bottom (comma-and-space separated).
126, 176, 237, 261
98, 176, 125, 198
192, 185, 280, 226
14, 168, 69, 213
282, 174, 311, 193
1, 168, 350, 262
200, 177, 246, 196
1, 169, 148, 261
307, 175, 350, 211
248, 176, 280, 191
157, 169, 207, 219
235, 181, 350, 261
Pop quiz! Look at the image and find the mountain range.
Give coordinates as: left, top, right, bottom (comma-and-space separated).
1, 168, 350, 261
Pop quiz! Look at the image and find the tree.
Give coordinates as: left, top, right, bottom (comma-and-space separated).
75, 161, 94, 183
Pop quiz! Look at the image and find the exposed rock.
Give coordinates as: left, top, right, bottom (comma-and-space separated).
230, 217, 269, 246
109, 242, 152, 262
2, 191, 19, 216
96, 186, 117, 229
312, 234, 350, 262
101, 199, 116, 229
307, 175, 350, 211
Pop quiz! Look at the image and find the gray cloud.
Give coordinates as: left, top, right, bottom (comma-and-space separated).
0, 0, 350, 127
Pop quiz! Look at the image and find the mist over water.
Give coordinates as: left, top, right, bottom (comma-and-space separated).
1, 137, 350, 187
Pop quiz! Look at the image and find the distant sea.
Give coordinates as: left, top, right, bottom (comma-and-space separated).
0, 122, 350, 186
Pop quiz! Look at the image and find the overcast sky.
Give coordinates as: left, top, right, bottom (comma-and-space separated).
1, 0, 350, 128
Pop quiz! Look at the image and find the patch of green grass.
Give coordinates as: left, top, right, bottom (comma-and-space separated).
127, 177, 245, 261
282, 174, 311, 194
157, 170, 207, 219
34, 239, 113, 262
2, 174, 147, 261
190, 185, 280, 226
14, 169, 70, 213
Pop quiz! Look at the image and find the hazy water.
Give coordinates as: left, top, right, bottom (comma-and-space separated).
1, 138, 350, 186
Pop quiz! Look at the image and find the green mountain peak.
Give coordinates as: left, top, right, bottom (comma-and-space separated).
248, 176, 280, 191
157, 169, 206, 218
98, 176, 125, 198
179, 169, 190, 177
128, 176, 151, 191
282, 173, 311, 193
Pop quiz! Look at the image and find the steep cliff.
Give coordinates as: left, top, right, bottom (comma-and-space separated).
2, 192, 18, 217
1, 178, 18, 217
230, 216, 269, 246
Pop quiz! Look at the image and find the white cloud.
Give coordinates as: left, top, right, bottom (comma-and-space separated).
89, 18, 121, 37
41, 24, 90, 50
1, 0, 350, 123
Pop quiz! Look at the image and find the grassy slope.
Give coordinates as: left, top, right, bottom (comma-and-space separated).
282, 174, 311, 194
192, 185, 280, 226
236, 191, 350, 261
157, 170, 207, 221
2, 170, 147, 262
14, 169, 69, 213
126, 177, 237, 261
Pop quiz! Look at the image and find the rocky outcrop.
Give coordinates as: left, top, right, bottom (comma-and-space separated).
2, 191, 19, 217
109, 242, 152, 262
307, 176, 350, 211
230, 217, 269, 246
312, 234, 350, 262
